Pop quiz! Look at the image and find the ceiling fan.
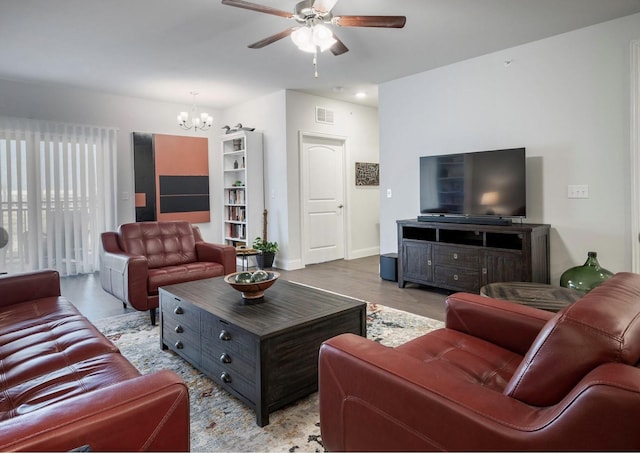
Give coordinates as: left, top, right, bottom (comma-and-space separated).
221, 0, 407, 57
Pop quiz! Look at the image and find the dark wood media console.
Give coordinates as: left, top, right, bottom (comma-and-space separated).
397, 219, 550, 293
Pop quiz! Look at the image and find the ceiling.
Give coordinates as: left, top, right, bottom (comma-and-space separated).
1, 0, 640, 109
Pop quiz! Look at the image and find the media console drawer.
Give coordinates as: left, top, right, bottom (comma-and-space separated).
434, 266, 480, 292
433, 244, 479, 269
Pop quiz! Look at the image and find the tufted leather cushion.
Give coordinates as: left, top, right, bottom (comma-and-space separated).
396, 328, 523, 393
118, 221, 198, 269
0, 296, 140, 421
504, 272, 640, 406
147, 261, 224, 293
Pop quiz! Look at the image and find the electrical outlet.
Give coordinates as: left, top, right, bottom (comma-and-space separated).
567, 185, 589, 199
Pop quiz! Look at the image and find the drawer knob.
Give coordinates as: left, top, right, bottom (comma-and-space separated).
174, 325, 183, 333
220, 353, 232, 364
427, 260, 432, 266
454, 274, 459, 281
174, 340, 184, 350
219, 330, 231, 341
174, 306, 184, 315
453, 253, 458, 260
221, 372, 232, 384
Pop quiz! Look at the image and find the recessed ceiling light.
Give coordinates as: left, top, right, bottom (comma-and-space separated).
355, 92, 367, 99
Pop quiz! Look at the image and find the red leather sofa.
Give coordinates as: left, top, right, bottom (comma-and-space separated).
319, 272, 640, 451
100, 221, 236, 324
0, 270, 190, 451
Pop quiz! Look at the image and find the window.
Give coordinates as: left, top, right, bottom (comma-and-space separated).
0, 117, 117, 276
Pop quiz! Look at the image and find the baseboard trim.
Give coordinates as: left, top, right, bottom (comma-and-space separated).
348, 247, 380, 260
275, 258, 305, 271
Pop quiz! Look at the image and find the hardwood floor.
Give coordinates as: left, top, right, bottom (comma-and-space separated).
61, 255, 449, 323
275, 256, 448, 321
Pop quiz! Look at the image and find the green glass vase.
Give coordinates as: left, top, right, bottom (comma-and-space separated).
559, 251, 613, 292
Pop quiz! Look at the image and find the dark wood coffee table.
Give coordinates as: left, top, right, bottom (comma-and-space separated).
159, 277, 366, 426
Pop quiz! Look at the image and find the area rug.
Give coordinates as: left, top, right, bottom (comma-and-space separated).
93, 299, 444, 452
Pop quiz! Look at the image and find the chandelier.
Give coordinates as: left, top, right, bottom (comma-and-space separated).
177, 91, 213, 131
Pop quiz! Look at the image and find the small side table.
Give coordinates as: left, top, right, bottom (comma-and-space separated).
235, 247, 259, 271
480, 282, 585, 312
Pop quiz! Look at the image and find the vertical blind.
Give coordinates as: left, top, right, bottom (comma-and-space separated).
0, 116, 118, 276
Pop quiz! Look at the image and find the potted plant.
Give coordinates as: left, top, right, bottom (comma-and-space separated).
253, 209, 278, 269
252, 236, 278, 269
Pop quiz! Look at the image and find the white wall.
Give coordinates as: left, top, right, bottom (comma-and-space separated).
0, 78, 222, 241
285, 91, 380, 269
379, 13, 640, 284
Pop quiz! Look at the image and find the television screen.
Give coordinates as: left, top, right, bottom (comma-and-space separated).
420, 148, 526, 218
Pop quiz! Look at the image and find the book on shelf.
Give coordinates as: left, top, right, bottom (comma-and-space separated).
226, 206, 247, 222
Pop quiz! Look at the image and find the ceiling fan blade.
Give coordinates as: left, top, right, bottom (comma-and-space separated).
221, 0, 293, 19
248, 28, 295, 49
313, 0, 338, 14
334, 15, 407, 28
330, 35, 349, 56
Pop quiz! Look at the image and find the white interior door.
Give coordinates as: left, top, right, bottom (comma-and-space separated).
301, 134, 345, 265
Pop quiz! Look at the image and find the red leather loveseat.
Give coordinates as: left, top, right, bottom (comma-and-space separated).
0, 270, 189, 451
100, 221, 236, 324
319, 272, 640, 451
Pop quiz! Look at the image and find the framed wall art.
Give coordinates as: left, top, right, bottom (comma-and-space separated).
133, 132, 210, 223
355, 162, 380, 186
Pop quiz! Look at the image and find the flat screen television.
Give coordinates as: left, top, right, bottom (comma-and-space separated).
419, 148, 526, 222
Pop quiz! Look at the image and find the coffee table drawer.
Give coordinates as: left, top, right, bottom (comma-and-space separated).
162, 327, 201, 365
201, 312, 256, 361
201, 358, 256, 403
161, 293, 200, 329
202, 341, 256, 382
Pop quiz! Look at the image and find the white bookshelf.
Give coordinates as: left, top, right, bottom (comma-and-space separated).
221, 131, 263, 249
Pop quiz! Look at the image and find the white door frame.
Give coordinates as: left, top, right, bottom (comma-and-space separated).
299, 130, 349, 266
631, 39, 640, 272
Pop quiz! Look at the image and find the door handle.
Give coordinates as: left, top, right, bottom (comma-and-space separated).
338, 204, 344, 208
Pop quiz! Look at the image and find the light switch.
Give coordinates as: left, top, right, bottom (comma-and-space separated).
386, 189, 392, 198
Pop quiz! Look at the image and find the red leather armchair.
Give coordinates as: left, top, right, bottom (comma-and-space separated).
319, 272, 640, 451
100, 221, 236, 324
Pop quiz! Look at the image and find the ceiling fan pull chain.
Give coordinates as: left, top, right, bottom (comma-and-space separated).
313, 51, 318, 78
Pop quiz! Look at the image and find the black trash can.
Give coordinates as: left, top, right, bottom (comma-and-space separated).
380, 253, 398, 282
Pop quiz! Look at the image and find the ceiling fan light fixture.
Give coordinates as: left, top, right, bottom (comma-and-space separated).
313, 24, 336, 52
292, 23, 336, 53
291, 26, 316, 53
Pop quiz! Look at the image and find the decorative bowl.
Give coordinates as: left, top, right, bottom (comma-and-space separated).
224, 271, 280, 303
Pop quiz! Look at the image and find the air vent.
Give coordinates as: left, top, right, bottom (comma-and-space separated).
315, 106, 335, 125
